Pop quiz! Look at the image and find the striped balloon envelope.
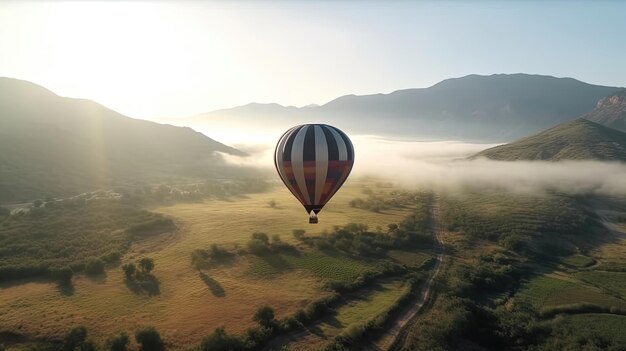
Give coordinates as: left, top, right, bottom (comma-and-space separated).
274, 124, 354, 223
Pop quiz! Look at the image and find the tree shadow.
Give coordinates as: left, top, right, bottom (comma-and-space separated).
258, 254, 293, 272
199, 272, 225, 297
125, 274, 160, 296
57, 282, 75, 296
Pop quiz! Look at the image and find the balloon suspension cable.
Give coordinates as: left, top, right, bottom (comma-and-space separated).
309, 210, 318, 224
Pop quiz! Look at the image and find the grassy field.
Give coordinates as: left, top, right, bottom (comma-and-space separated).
560, 254, 596, 268
247, 251, 383, 282
387, 250, 432, 269
0, 180, 416, 350
267, 278, 410, 351
575, 271, 626, 297
514, 274, 626, 309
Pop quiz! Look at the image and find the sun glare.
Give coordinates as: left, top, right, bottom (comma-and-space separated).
2, 2, 245, 117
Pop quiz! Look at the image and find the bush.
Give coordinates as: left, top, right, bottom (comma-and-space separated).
81, 340, 97, 351
0, 343, 5, 351
51, 266, 74, 285
138, 258, 154, 274
108, 332, 129, 351
135, 327, 165, 351
200, 327, 243, 351
253, 305, 276, 328
499, 234, 526, 252
85, 258, 105, 275
64, 326, 88, 351
122, 263, 136, 279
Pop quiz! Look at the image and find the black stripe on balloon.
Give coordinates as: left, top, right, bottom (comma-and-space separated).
321, 125, 339, 161
282, 126, 302, 162
302, 125, 316, 161
336, 129, 354, 160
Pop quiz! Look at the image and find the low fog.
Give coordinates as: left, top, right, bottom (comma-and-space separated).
218, 133, 626, 196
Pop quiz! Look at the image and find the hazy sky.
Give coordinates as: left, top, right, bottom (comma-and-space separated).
1, 1, 625, 119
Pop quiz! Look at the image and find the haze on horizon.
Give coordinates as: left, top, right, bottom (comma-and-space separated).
1, 0, 626, 120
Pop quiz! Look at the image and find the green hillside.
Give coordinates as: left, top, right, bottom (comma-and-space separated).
0, 78, 245, 203
472, 118, 626, 161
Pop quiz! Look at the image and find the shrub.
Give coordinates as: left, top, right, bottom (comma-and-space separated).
64, 326, 88, 351
81, 340, 97, 351
200, 327, 242, 351
108, 332, 129, 351
253, 305, 276, 328
138, 258, 155, 274
122, 263, 136, 279
0, 343, 5, 351
51, 266, 74, 285
85, 258, 105, 275
135, 327, 165, 351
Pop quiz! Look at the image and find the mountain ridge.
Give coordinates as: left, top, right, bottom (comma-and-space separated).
193, 73, 622, 142
0, 77, 245, 203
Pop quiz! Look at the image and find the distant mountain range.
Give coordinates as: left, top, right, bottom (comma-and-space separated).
194, 74, 622, 141
0, 78, 244, 203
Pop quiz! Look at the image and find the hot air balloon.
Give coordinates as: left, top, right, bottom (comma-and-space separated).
274, 124, 354, 223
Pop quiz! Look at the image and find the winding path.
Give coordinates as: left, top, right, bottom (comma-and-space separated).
368, 196, 445, 351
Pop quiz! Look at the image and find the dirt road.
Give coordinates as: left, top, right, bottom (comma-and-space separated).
367, 196, 445, 351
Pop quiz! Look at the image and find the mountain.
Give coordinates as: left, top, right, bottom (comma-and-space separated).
472, 118, 626, 161
194, 74, 621, 141
0, 77, 244, 203
583, 89, 626, 132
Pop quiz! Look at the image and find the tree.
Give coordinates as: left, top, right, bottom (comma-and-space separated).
64, 326, 88, 351
51, 266, 74, 285
253, 305, 276, 327
108, 332, 129, 351
81, 340, 97, 351
135, 327, 165, 351
138, 258, 155, 274
122, 263, 136, 279
200, 327, 242, 351
85, 258, 105, 275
